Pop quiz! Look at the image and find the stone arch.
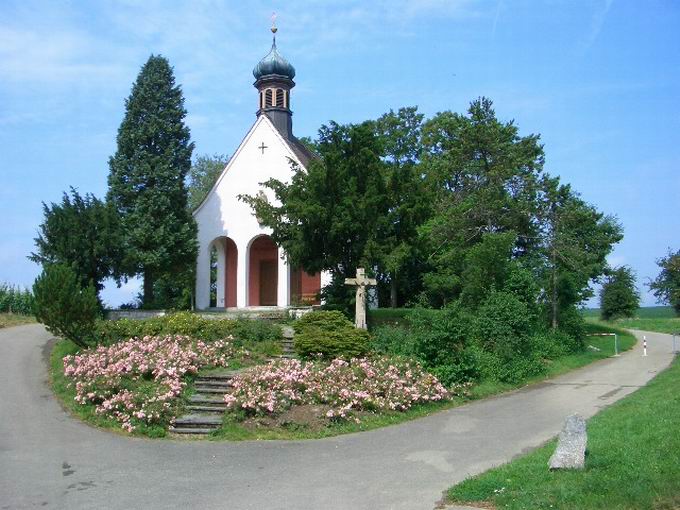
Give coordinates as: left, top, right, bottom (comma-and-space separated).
247, 234, 278, 306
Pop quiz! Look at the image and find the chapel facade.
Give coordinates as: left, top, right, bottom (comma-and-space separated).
193, 28, 329, 310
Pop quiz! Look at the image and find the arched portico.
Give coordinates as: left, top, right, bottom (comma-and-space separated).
247, 235, 278, 306
208, 236, 238, 308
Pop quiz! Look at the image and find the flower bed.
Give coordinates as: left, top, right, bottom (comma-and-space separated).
63, 335, 240, 432
224, 356, 463, 422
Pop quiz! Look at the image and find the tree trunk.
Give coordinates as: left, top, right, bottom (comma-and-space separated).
390, 277, 398, 309
551, 246, 558, 330
143, 269, 154, 306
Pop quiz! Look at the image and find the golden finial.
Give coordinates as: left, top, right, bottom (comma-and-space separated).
271, 12, 278, 34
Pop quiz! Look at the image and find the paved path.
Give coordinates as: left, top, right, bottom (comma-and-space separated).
0, 325, 675, 510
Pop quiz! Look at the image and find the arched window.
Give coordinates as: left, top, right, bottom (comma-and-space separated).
265, 89, 273, 107
285, 90, 290, 108
275, 89, 285, 107
259, 91, 264, 109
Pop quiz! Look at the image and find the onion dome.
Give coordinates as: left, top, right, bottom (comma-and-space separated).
253, 37, 296, 81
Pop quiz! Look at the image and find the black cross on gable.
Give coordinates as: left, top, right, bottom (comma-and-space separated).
258, 142, 268, 154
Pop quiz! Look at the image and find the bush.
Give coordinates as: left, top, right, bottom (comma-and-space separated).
0, 284, 35, 315
293, 310, 370, 360
370, 325, 418, 358
33, 264, 101, 348
407, 305, 471, 368
557, 306, 586, 351
429, 348, 479, 386
370, 306, 477, 385
93, 312, 281, 345
470, 345, 545, 384
474, 291, 533, 360
527, 330, 570, 360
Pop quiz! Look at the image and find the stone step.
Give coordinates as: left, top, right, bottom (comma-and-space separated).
173, 414, 223, 428
195, 372, 237, 381
169, 427, 216, 435
281, 326, 295, 339
188, 394, 227, 405
194, 380, 233, 389
194, 386, 231, 394
186, 404, 227, 414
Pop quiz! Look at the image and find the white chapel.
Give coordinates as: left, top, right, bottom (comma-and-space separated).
193, 28, 329, 310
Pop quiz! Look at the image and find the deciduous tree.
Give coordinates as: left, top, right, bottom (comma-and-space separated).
648, 249, 680, 315
187, 154, 229, 211
600, 265, 640, 320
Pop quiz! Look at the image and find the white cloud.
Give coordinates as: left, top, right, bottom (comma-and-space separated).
579, 0, 614, 53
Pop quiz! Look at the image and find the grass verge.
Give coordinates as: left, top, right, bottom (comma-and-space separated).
446, 357, 680, 510
589, 317, 680, 336
0, 313, 35, 329
583, 306, 680, 335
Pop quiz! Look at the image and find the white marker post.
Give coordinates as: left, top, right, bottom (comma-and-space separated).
673, 333, 678, 355
643, 335, 648, 357
614, 333, 619, 357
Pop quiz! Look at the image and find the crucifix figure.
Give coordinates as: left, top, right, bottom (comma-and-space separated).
258, 142, 268, 154
345, 267, 377, 330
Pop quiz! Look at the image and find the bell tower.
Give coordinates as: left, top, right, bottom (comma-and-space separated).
253, 18, 296, 139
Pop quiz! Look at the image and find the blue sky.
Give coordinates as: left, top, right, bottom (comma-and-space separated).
1, 0, 678, 307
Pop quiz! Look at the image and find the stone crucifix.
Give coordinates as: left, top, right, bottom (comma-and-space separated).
345, 268, 377, 330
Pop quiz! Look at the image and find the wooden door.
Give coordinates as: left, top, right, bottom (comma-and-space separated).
259, 260, 278, 306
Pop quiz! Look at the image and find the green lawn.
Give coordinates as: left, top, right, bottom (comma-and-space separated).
582, 305, 676, 319
0, 313, 35, 329
583, 306, 680, 336
447, 357, 680, 510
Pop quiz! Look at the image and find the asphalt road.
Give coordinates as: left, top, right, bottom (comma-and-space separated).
0, 324, 675, 510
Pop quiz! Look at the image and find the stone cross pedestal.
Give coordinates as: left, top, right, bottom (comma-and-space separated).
345, 268, 377, 330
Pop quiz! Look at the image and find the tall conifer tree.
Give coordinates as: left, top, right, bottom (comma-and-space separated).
107, 55, 197, 305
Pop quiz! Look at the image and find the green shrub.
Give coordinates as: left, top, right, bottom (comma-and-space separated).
371, 306, 477, 385
474, 291, 533, 359
369, 325, 418, 358
407, 305, 471, 368
93, 312, 281, 345
527, 330, 570, 360
429, 347, 479, 386
557, 305, 586, 351
293, 310, 352, 334
33, 264, 101, 348
470, 344, 545, 383
293, 310, 370, 360
232, 317, 283, 343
